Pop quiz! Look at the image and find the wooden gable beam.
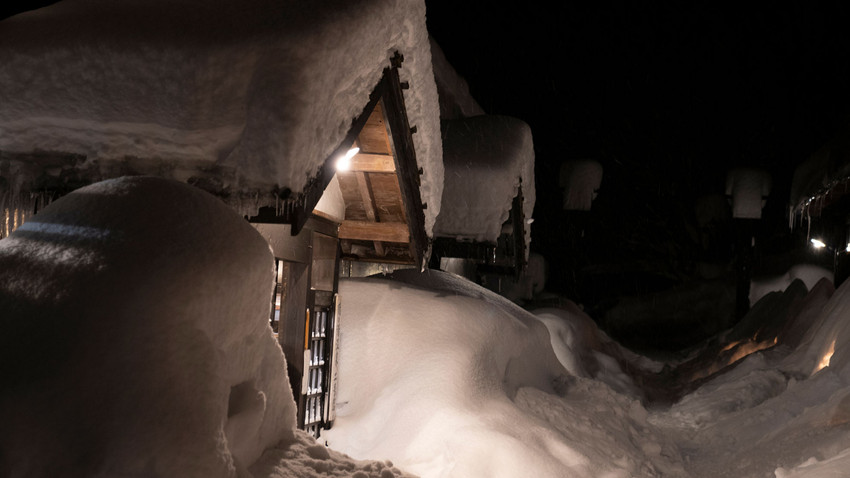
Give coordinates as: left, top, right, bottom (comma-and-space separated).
379, 60, 428, 265
339, 221, 410, 243
350, 153, 395, 173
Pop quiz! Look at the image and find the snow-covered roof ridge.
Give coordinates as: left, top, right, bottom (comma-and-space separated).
429, 37, 485, 120
0, 0, 443, 233
434, 114, 535, 248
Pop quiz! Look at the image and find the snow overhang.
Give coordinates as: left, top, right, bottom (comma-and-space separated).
433, 115, 535, 252
428, 38, 485, 120
0, 0, 443, 237
790, 124, 850, 223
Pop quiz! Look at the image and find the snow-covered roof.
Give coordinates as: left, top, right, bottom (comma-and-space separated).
790, 124, 850, 219
433, 115, 535, 249
559, 159, 602, 211
428, 38, 485, 120
0, 0, 443, 234
725, 167, 771, 219
428, 42, 535, 255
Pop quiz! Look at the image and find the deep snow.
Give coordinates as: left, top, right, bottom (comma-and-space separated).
0, 177, 412, 478
325, 269, 850, 478
2, 177, 850, 477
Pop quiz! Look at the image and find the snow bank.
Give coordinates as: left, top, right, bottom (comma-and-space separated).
323, 270, 682, 478
641, 274, 850, 477
750, 263, 833, 307
318, 260, 850, 478
250, 429, 415, 478
774, 448, 850, 478
0, 177, 294, 477
0, 0, 443, 232
434, 115, 535, 252
533, 305, 641, 397
781, 277, 850, 378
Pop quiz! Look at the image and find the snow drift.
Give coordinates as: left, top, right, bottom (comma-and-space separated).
325, 266, 850, 478
0, 176, 294, 477
324, 270, 684, 478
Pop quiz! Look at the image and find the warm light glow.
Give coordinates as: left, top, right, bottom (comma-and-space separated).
335, 147, 360, 171
814, 339, 837, 374
811, 238, 826, 249
2, 208, 27, 238
845, 243, 850, 253
694, 337, 778, 381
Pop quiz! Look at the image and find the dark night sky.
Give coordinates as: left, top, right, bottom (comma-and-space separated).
426, 2, 850, 300
425, 2, 850, 195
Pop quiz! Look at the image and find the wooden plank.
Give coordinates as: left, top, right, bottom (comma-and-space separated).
350, 153, 395, 173
354, 172, 387, 256
380, 66, 427, 265
368, 173, 406, 223
355, 172, 377, 221
311, 208, 339, 224
339, 221, 410, 243
279, 262, 309, 427
357, 102, 392, 155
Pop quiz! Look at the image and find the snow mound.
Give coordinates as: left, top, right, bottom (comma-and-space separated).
533, 305, 641, 397
750, 264, 833, 307
250, 429, 415, 478
322, 270, 680, 478
0, 176, 294, 477
774, 449, 850, 478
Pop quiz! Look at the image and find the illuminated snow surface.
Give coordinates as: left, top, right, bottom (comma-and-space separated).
327, 270, 850, 478
2, 178, 850, 477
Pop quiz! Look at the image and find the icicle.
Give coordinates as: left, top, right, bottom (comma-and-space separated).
806, 209, 811, 242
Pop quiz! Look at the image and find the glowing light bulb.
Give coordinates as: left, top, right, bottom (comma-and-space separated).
811, 238, 826, 249
335, 147, 360, 171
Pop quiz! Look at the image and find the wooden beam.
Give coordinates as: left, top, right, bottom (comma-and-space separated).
355, 172, 377, 221
350, 153, 395, 173
380, 66, 428, 265
355, 172, 386, 256
339, 221, 410, 243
